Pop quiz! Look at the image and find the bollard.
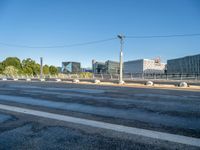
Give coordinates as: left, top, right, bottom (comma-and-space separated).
179, 82, 188, 87
118, 80, 125, 84
145, 81, 154, 86
94, 79, 100, 84
56, 79, 61, 82
73, 79, 79, 83
26, 78, 31, 81
40, 78, 45, 82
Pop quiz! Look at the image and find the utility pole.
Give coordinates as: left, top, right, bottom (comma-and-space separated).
117, 34, 125, 84
40, 57, 43, 79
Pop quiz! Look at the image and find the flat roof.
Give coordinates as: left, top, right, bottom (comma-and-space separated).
124, 59, 166, 64
167, 54, 200, 61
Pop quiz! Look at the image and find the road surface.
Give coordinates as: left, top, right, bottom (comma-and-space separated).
0, 81, 199, 150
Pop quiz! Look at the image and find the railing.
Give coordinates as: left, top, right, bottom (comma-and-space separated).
93, 73, 200, 81
0, 73, 200, 81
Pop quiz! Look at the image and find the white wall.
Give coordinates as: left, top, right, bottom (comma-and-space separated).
124, 59, 166, 74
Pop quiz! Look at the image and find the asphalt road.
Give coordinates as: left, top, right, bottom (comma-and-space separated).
0, 81, 199, 150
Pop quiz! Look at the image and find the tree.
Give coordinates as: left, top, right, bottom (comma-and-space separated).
22, 58, 35, 68
43, 65, 49, 75
23, 66, 33, 75
33, 63, 40, 75
3, 66, 19, 76
1, 57, 59, 76
49, 65, 58, 75
2, 57, 22, 70
0, 62, 4, 74
22, 58, 40, 76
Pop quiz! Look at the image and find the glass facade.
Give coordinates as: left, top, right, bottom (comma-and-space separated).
105, 60, 119, 74
92, 60, 119, 74
62, 62, 81, 73
167, 54, 200, 74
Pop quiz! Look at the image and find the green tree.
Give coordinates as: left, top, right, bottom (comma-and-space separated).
1, 57, 59, 76
2, 57, 22, 70
22, 58, 40, 75
33, 63, 40, 75
43, 65, 49, 75
0, 62, 4, 74
23, 66, 33, 75
49, 65, 58, 75
57, 67, 62, 73
3, 66, 19, 76
22, 58, 35, 67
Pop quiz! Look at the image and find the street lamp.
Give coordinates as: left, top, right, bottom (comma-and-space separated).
117, 34, 125, 84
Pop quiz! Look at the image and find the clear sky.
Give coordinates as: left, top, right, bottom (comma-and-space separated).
0, 0, 200, 67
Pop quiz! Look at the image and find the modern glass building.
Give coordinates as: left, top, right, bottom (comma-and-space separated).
92, 60, 119, 74
92, 60, 106, 74
62, 62, 81, 73
105, 60, 119, 74
167, 54, 200, 74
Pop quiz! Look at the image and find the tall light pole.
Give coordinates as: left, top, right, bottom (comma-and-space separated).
40, 57, 43, 79
117, 34, 125, 84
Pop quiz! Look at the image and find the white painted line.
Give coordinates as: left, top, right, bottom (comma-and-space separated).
0, 104, 199, 147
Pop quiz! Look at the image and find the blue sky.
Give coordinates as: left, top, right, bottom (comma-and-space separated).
0, 0, 200, 67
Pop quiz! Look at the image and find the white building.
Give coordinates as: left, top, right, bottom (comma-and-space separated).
124, 59, 166, 74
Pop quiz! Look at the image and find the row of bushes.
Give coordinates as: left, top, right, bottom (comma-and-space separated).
57, 72, 93, 79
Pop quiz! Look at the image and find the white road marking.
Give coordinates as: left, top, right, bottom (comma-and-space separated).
0, 104, 199, 147
1, 94, 199, 129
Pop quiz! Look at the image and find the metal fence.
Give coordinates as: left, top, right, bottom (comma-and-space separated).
0, 73, 200, 81
93, 73, 200, 81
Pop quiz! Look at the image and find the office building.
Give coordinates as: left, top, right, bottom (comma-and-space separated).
124, 59, 166, 74
92, 60, 120, 74
62, 62, 81, 73
105, 60, 119, 74
167, 54, 200, 74
92, 60, 106, 74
